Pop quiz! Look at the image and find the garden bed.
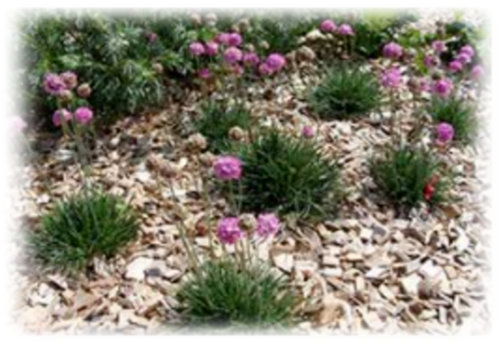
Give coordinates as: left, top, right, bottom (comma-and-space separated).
12, 9, 490, 334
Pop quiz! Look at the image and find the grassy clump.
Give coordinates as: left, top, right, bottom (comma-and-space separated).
230, 129, 340, 219
428, 96, 477, 145
370, 145, 447, 209
176, 260, 298, 328
309, 64, 381, 120
30, 190, 139, 273
196, 101, 250, 153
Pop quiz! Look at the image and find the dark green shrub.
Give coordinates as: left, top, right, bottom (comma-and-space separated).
29, 190, 139, 273
309, 64, 381, 120
428, 96, 477, 144
21, 15, 170, 125
196, 101, 250, 153
370, 145, 447, 209
229, 129, 340, 218
176, 260, 298, 327
353, 11, 418, 58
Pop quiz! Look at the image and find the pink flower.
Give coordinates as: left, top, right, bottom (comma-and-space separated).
436, 122, 455, 143
381, 67, 401, 89
215, 32, 231, 45
217, 217, 243, 245
43, 73, 67, 96
146, 32, 158, 44
337, 24, 354, 36
243, 52, 260, 67
456, 52, 472, 65
228, 33, 242, 46
256, 213, 280, 237
258, 63, 273, 76
383, 42, 403, 59
432, 78, 453, 98
52, 109, 73, 127
232, 64, 244, 76
432, 40, 446, 53
60, 71, 78, 90
74, 106, 93, 124
417, 77, 431, 92
265, 53, 286, 72
301, 125, 315, 138
449, 60, 463, 73
189, 42, 205, 56
424, 54, 439, 68
11, 116, 27, 133
471, 65, 483, 79
213, 155, 242, 180
205, 41, 219, 56
198, 68, 211, 79
223, 47, 243, 64
320, 19, 337, 32
460, 45, 475, 57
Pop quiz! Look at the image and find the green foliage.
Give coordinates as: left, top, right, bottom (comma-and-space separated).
21, 14, 171, 125
440, 20, 483, 65
196, 101, 250, 153
29, 190, 139, 274
309, 64, 381, 120
428, 96, 477, 144
230, 129, 340, 219
176, 260, 298, 327
353, 11, 418, 58
370, 145, 447, 209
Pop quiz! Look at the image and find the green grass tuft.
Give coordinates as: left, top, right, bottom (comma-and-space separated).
428, 96, 477, 145
309, 64, 381, 120
29, 190, 139, 274
176, 260, 298, 328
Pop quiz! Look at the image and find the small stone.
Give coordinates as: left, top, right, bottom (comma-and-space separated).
322, 255, 340, 267
419, 261, 443, 281
400, 274, 422, 295
346, 252, 364, 261
273, 253, 294, 273
125, 257, 155, 281
320, 268, 343, 278
379, 284, 395, 301
365, 267, 388, 280
362, 311, 385, 331
360, 228, 373, 242
454, 232, 470, 252
328, 231, 349, 246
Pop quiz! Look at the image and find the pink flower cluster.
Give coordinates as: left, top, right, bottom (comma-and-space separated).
52, 106, 94, 127
381, 67, 402, 89
383, 42, 403, 59
217, 213, 281, 245
43, 72, 76, 96
436, 122, 455, 143
213, 156, 243, 180
190, 31, 287, 79
319, 19, 354, 35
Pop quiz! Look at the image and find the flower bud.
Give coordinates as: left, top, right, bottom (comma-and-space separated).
187, 133, 208, 151
239, 213, 257, 233
199, 152, 216, 167
77, 83, 92, 98
153, 62, 164, 74
229, 126, 245, 141
190, 13, 202, 26
58, 90, 74, 103
259, 40, 270, 50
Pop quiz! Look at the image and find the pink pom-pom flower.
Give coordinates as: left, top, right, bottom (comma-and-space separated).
436, 122, 455, 143
432, 78, 453, 98
337, 24, 354, 36
223, 47, 243, 64
320, 19, 337, 32
52, 109, 73, 127
74, 106, 94, 124
189, 42, 206, 56
213, 155, 243, 180
217, 217, 244, 245
256, 213, 281, 237
383, 42, 403, 59
381, 67, 402, 89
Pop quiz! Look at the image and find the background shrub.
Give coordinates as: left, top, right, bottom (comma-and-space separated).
29, 190, 139, 273
196, 101, 250, 153
309, 64, 381, 120
176, 260, 298, 327
353, 11, 418, 58
21, 14, 177, 126
229, 129, 340, 218
370, 145, 447, 209
428, 96, 477, 144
